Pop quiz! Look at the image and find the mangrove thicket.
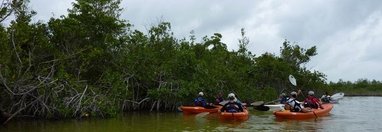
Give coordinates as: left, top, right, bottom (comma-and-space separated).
1, 0, 380, 123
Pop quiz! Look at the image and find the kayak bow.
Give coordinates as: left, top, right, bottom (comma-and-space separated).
220, 109, 249, 121
180, 106, 221, 114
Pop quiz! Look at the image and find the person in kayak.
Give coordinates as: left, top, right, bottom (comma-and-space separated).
214, 92, 224, 105
230, 92, 243, 104
194, 92, 215, 108
194, 92, 207, 107
303, 91, 324, 109
220, 93, 244, 112
279, 93, 289, 104
284, 91, 311, 112
320, 91, 331, 103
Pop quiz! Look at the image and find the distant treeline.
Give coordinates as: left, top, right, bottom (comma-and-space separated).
0, 0, 379, 121
329, 79, 382, 96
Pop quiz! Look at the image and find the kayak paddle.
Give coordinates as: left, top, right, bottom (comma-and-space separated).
251, 101, 270, 111
289, 75, 297, 86
289, 74, 305, 97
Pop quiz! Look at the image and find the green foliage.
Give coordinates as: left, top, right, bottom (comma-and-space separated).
252, 53, 292, 90
48, 0, 127, 83
1, 0, 25, 22
329, 79, 382, 96
280, 40, 317, 69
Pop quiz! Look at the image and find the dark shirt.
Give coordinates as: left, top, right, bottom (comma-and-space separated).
215, 97, 224, 105
194, 96, 207, 107
280, 96, 289, 104
220, 101, 243, 112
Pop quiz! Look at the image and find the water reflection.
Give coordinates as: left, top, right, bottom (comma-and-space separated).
1, 97, 382, 131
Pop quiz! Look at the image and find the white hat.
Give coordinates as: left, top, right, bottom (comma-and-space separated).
198, 92, 204, 96
291, 91, 297, 95
228, 93, 235, 98
308, 91, 314, 95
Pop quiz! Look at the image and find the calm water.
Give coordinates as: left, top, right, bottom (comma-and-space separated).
1, 97, 381, 132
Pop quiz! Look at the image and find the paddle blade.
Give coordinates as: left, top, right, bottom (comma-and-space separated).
254, 106, 270, 111
219, 100, 228, 106
289, 75, 297, 86
330, 92, 345, 100
177, 106, 183, 112
251, 101, 264, 106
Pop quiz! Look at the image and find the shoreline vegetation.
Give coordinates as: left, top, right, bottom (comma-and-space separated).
1, 0, 381, 124
345, 95, 382, 96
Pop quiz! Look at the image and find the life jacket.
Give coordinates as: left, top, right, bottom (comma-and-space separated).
304, 96, 319, 109
194, 97, 206, 107
225, 102, 240, 112
288, 99, 302, 112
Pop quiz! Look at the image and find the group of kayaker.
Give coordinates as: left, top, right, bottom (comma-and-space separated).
193, 92, 244, 113
193, 90, 330, 113
281, 90, 325, 113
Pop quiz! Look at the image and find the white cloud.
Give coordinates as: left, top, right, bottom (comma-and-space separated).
308, 11, 382, 82
29, 0, 74, 22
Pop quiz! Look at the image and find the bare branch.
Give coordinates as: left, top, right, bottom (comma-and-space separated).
74, 85, 88, 116
0, 69, 16, 95
2, 96, 42, 125
11, 30, 22, 65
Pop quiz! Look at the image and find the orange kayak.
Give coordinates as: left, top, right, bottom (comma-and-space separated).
273, 103, 333, 120
220, 109, 249, 121
180, 105, 222, 114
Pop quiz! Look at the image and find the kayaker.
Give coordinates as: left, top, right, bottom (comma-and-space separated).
320, 92, 331, 103
214, 92, 224, 105
220, 93, 244, 112
285, 91, 311, 112
194, 92, 207, 107
303, 91, 324, 109
279, 93, 289, 104
230, 93, 242, 104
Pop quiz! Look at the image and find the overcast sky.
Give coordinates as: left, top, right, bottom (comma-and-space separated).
26, 0, 382, 82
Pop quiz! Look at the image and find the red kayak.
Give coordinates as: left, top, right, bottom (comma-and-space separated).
220, 109, 249, 121
180, 105, 222, 114
273, 103, 333, 120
